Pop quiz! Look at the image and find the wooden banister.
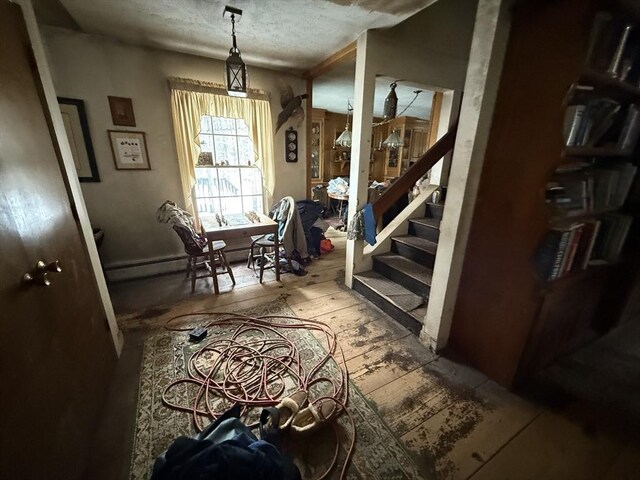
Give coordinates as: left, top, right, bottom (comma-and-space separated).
371, 121, 458, 222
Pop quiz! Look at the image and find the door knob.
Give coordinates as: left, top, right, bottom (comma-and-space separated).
23, 260, 62, 287
37, 260, 62, 273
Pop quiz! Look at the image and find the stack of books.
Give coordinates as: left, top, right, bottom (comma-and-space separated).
536, 214, 633, 281
546, 162, 637, 215
563, 100, 640, 151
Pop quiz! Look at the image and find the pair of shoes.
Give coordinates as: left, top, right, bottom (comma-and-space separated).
260, 390, 340, 439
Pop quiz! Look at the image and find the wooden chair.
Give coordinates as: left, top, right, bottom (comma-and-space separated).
246, 234, 285, 283
173, 225, 235, 293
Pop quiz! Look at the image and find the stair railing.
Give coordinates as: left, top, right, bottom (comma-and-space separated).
370, 121, 458, 223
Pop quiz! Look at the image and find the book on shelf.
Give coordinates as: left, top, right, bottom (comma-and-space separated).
535, 214, 632, 281
586, 12, 640, 85
546, 162, 637, 215
618, 104, 640, 152
563, 98, 623, 148
564, 105, 586, 146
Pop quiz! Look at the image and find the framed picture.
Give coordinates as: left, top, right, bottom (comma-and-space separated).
108, 130, 151, 170
58, 97, 100, 182
108, 96, 136, 126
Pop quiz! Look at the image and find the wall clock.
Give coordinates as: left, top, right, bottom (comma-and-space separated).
285, 127, 298, 163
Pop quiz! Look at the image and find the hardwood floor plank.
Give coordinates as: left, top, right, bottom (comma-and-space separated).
469, 410, 626, 480
347, 335, 436, 395
280, 265, 344, 288
368, 357, 489, 437
311, 303, 384, 334
329, 314, 411, 361
286, 280, 346, 305
288, 290, 361, 319
401, 381, 541, 480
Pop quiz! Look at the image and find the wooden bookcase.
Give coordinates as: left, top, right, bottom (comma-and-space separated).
450, 0, 640, 387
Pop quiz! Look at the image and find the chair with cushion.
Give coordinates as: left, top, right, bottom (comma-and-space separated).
156, 200, 234, 294
172, 224, 235, 293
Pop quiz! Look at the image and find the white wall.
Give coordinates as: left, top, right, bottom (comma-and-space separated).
41, 26, 307, 276
370, 0, 478, 92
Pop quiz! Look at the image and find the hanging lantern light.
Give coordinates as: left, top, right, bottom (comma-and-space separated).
335, 100, 353, 148
382, 82, 398, 120
224, 6, 247, 98
382, 128, 404, 149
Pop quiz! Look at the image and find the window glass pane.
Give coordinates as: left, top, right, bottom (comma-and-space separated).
217, 168, 241, 197
241, 167, 262, 195
199, 134, 214, 153
214, 135, 239, 165
237, 136, 255, 165
195, 168, 219, 197
243, 195, 263, 214
212, 117, 236, 135
200, 116, 212, 134
196, 197, 220, 215
236, 119, 249, 136
220, 196, 244, 215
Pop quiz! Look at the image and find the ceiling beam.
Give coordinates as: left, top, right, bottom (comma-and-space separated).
303, 41, 356, 80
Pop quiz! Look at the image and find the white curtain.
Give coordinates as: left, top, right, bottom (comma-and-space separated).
169, 77, 274, 215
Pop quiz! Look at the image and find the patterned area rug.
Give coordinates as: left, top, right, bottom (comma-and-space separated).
129, 297, 425, 479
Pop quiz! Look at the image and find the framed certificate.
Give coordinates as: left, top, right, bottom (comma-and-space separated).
108, 130, 151, 170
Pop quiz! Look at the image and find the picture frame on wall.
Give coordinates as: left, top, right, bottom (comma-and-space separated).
57, 97, 100, 182
108, 130, 151, 170
108, 96, 136, 127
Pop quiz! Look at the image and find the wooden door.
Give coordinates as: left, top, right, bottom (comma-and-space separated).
410, 129, 429, 161
0, 3, 116, 479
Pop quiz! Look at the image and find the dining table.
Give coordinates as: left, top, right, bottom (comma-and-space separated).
200, 213, 280, 293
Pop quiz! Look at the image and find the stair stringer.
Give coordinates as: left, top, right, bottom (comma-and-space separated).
362, 184, 438, 269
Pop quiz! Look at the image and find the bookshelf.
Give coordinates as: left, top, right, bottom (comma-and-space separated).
562, 146, 633, 157
449, 0, 640, 387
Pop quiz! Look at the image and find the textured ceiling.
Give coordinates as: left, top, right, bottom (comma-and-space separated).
34, 0, 437, 72
313, 60, 434, 119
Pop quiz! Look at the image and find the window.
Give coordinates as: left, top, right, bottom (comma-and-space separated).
194, 116, 264, 217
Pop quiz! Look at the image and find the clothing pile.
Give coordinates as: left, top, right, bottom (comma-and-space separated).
151, 405, 301, 480
296, 200, 327, 257
326, 177, 349, 196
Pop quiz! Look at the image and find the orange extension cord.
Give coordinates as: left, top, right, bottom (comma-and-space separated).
161, 312, 356, 480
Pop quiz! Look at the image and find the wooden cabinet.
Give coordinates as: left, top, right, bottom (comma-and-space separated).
410, 126, 429, 162
382, 116, 430, 180
309, 110, 430, 184
310, 110, 324, 185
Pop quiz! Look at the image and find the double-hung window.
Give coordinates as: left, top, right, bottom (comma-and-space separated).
194, 115, 264, 217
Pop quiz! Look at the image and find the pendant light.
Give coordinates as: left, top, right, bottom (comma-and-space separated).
224, 6, 247, 98
335, 100, 353, 148
382, 128, 404, 149
382, 82, 398, 120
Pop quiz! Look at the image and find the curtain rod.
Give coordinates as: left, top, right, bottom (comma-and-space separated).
167, 76, 270, 101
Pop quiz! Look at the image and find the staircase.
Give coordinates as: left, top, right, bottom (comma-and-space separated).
353, 200, 444, 335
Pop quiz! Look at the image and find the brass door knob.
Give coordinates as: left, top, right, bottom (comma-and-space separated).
23, 260, 62, 287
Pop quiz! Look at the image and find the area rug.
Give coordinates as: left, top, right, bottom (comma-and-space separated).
129, 297, 425, 479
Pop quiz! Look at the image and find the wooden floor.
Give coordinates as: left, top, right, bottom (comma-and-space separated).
110, 229, 640, 480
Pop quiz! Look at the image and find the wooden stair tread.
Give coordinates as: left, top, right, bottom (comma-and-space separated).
392, 235, 438, 254
353, 271, 425, 313
374, 253, 433, 286
410, 217, 440, 229
409, 305, 428, 323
